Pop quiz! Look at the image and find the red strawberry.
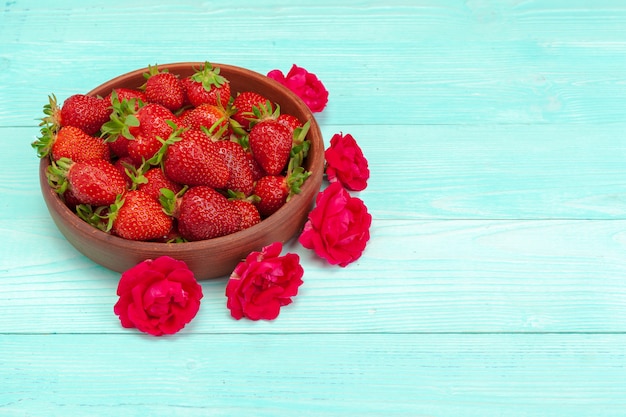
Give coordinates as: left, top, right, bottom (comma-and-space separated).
253, 170, 310, 217
39, 94, 112, 136
216, 140, 255, 195
180, 103, 230, 137
109, 190, 173, 241
108, 134, 131, 158
176, 186, 241, 241
137, 167, 183, 201
103, 97, 176, 165
47, 158, 127, 206
253, 175, 289, 217
232, 91, 271, 130
143, 65, 185, 111
162, 129, 230, 188
127, 103, 176, 164
230, 199, 261, 230
277, 113, 303, 132
33, 125, 111, 162
182, 62, 231, 108
249, 119, 293, 175
245, 151, 266, 180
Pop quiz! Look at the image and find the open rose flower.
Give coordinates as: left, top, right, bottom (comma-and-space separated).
226, 242, 304, 320
299, 182, 372, 267
267, 64, 329, 113
114, 256, 203, 336
325, 132, 370, 191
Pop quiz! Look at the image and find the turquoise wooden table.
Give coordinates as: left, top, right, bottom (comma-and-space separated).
2, 1, 626, 415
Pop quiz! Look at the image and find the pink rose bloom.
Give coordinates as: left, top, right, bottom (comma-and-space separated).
325, 132, 370, 191
267, 64, 329, 113
114, 256, 203, 336
299, 182, 372, 267
225, 242, 304, 320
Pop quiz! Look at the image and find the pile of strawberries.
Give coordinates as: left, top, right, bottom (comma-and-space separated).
33, 62, 312, 242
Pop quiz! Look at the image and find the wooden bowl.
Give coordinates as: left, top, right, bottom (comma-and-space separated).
39, 62, 324, 279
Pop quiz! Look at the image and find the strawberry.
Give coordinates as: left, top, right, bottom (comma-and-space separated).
39, 94, 111, 136
182, 61, 231, 108
142, 65, 185, 111
108, 134, 131, 158
176, 186, 241, 241
108, 190, 173, 241
277, 113, 303, 132
47, 158, 127, 206
127, 103, 176, 164
253, 169, 310, 217
253, 175, 289, 217
248, 119, 293, 176
136, 167, 183, 201
102, 95, 176, 165
245, 150, 266, 180
216, 140, 255, 196
231, 91, 272, 130
230, 199, 261, 230
162, 129, 230, 188
180, 103, 230, 137
33, 125, 110, 162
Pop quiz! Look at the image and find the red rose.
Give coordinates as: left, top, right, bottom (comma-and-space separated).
267, 64, 329, 113
299, 182, 372, 267
113, 256, 203, 336
325, 132, 370, 191
225, 242, 304, 320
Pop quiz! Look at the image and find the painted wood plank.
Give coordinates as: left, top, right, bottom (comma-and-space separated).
2, 1, 626, 126
7, 124, 626, 221
2, 333, 626, 416
2, 218, 626, 334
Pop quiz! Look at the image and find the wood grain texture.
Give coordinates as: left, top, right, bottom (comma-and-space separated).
2, 1, 626, 126
2, 334, 626, 417
2, 219, 626, 333
3, 0, 626, 416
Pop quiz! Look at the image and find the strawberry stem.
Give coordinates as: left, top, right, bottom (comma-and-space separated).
191, 61, 227, 91
46, 157, 73, 195
76, 204, 109, 231
146, 121, 185, 167
100, 90, 141, 141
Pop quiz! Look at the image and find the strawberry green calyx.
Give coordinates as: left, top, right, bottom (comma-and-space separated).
200, 115, 230, 140
159, 186, 188, 217
285, 166, 311, 201
191, 61, 227, 92
104, 194, 125, 233
76, 204, 109, 231
227, 189, 261, 204
125, 161, 149, 190
32, 94, 65, 158
38, 94, 62, 131
287, 120, 311, 175
32, 124, 56, 159
140, 64, 170, 90
283, 120, 312, 201
246, 101, 280, 129
228, 118, 248, 137
46, 157, 74, 195
100, 90, 141, 142
146, 120, 186, 167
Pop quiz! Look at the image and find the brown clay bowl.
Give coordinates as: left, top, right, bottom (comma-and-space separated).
39, 62, 324, 279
